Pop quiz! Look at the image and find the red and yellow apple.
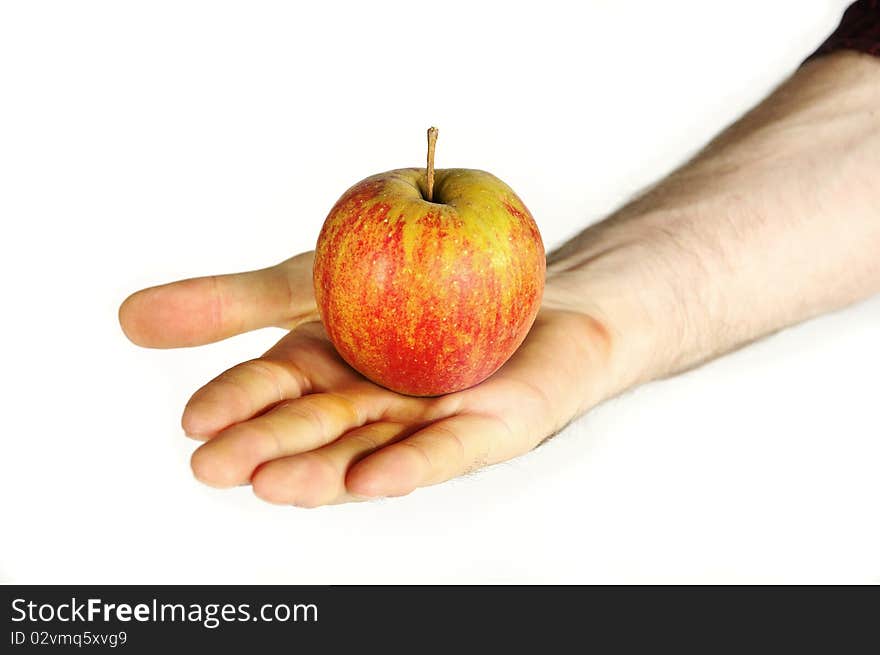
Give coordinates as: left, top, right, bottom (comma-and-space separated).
314, 149, 544, 396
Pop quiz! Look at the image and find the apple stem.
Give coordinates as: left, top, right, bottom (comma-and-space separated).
426, 126, 438, 202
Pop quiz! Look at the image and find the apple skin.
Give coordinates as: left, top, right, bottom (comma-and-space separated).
313, 168, 545, 396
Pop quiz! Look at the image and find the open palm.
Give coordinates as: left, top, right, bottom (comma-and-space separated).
120, 251, 612, 506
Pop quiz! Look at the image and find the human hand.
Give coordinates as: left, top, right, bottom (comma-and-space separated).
122, 52, 880, 509
119, 252, 618, 506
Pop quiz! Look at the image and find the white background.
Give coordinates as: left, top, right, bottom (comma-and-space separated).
2, 0, 877, 584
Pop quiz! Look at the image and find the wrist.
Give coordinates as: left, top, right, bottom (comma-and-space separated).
543, 213, 690, 400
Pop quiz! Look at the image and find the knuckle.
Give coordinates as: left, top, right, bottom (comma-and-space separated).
239, 359, 285, 401
346, 431, 381, 451
280, 397, 330, 437
398, 440, 434, 470
428, 423, 466, 464
206, 275, 225, 332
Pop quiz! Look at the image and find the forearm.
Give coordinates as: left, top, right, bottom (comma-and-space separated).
545, 51, 880, 399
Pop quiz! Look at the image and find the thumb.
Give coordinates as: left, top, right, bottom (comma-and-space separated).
119, 251, 317, 348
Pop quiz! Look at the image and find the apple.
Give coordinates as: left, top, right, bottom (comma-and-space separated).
313, 128, 545, 396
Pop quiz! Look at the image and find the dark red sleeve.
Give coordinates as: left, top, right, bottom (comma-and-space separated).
807, 0, 880, 60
